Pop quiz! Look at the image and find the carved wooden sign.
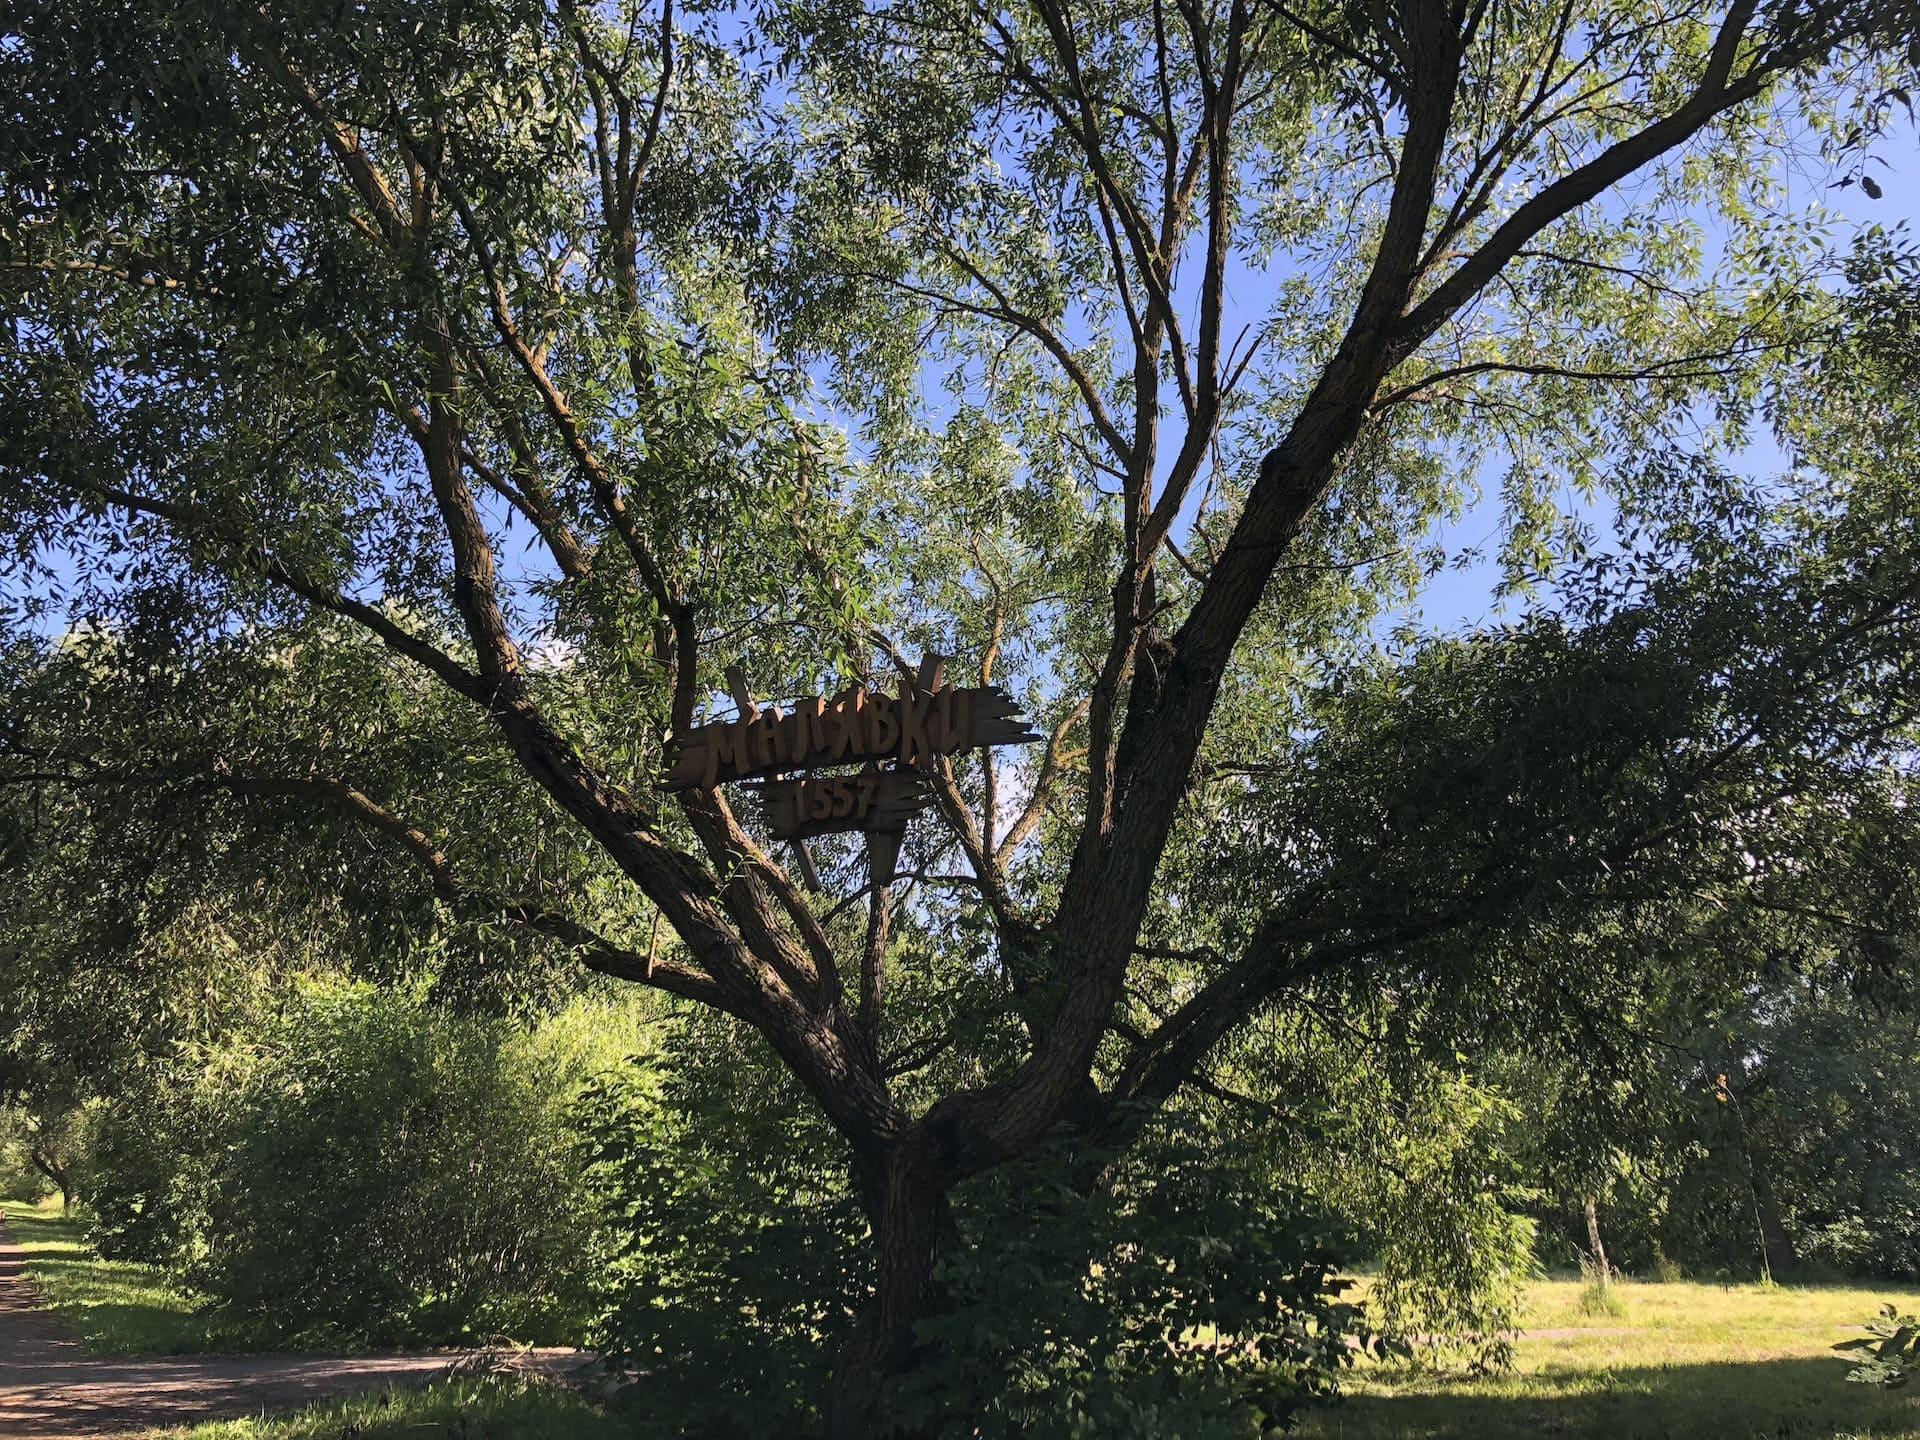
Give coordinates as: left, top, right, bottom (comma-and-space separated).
665, 657, 1039, 843
753, 771, 931, 840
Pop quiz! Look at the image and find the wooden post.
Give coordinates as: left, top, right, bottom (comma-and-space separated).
867, 825, 904, 888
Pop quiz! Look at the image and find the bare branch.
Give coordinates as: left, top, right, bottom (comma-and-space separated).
906, 256, 1135, 468
1370, 344, 1771, 413
994, 698, 1090, 865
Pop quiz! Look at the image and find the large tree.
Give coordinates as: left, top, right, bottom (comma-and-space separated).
2, 0, 1916, 1431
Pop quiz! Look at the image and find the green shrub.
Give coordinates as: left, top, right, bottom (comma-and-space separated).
583, 1034, 1368, 1440
87, 1076, 217, 1264
83, 980, 644, 1347
579, 1033, 867, 1437
1836, 1304, 1920, 1388
1576, 1278, 1626, 1317
0, 1151, 46, 1203
1647, 1248, 1685, 1284
186, 983, 604, 1345
892, 1127, 1370, 1440
0, 1110, 46, 1202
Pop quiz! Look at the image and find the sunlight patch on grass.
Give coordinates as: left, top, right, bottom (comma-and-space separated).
1299, 1277, 1920, 1440
0, 1199, 243, 1355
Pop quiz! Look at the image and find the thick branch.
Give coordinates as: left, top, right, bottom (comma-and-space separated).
231, 773, 733, 1009
77, 483, 487, 702
1397, 0, 1779, 353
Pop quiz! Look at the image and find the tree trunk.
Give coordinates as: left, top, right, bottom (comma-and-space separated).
1752, 1186, 1799, 1281
29, 1144, 73, 1211
1584, 1196, 1611, 1288
1724, 1070, 1798, 1283
827, 1161, 949, 1440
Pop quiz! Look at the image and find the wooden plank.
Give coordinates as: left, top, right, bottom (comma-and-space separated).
665, 682, 1040, 791
754, 771, 934, 840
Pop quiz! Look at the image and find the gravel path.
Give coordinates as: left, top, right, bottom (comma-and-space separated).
0, 1221, 588, 1438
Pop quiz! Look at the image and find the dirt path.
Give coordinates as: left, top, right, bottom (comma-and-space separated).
0, 1221, 588, 1438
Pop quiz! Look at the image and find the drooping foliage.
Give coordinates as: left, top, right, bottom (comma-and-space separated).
3, 0, 1919, 1430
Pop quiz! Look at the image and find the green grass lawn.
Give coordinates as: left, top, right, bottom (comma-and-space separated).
9, 1207, 1914, 1440
1298, 1276, 1920, 1440
139, 1277, 1920, 1440
134, 1377, 623, 1440
0, 1198, 246, 1355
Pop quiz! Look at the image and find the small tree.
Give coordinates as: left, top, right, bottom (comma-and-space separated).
1838, 1305, 1920, 1389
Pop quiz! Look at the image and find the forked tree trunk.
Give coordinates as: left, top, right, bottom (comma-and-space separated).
29, 1144, 73, 1212
828, 1161, 950, 1440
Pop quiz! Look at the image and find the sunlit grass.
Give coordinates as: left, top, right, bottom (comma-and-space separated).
1574, 1277, 1627, 1318
0, 1198, 246, 1355
134, 1377, 622, 1439
14, 1209, 1917, 1439
1299, 1275, 1920, 1440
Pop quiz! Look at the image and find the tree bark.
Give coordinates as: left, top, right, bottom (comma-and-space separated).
1752, 1177, 1799, 1281
1584, 1196, 1610, 1288
827, 1159, 950, 1440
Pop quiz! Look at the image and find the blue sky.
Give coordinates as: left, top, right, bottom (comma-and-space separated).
1404, 135, 1919, 634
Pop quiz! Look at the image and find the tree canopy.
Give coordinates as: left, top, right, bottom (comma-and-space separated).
3, 0, 1918, 1433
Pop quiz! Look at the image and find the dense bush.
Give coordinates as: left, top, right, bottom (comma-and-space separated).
894, 1129, 1368, 1440
0, 1109, 50, 1202
85, 981, 640, 1345
579, 1033, 868, 1436
87, 1071, 220, 1262
583, 1028, 1366, 1439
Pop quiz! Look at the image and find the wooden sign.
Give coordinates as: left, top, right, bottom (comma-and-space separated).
665, 675, 1039, 793
753, 771, 930, 840
663, 657, 1039, 856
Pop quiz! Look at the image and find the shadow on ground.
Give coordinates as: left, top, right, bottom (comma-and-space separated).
2, 1253, 223, 1352
1304, 1357, 1920, 1439
0, 1221, 589, 1439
